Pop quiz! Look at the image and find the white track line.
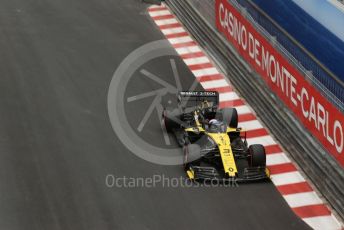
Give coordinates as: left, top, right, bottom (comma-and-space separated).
267, 153, 291, 166
161, 27, 186, 35
148, 5, 164, 10
271, 171, 306, 186
303, 215, 342, 230
149, 10, 171, 17
168, 36, 193, 44
175, 46, 202, 55
183, 56, 210, 65
283, 192, 323, 208
201, 79, 229, 89
155, 18, 178, 26
192, 68, 219, 78
219, 92, 240, 102
234, 105, 251, 115
246, 135, 276, 146
238, 120, 264, 131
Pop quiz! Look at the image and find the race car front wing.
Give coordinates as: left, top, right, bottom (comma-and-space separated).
188, 165, 269, 182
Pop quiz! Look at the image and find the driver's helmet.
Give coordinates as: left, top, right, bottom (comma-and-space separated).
208, 119, 224, 132
201, 100, 210, 109
209, 119, 220, 126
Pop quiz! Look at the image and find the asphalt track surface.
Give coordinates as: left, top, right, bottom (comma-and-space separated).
0, 0, 310, 229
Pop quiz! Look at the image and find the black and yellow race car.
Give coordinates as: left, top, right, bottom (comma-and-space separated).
162, 91, 270, 182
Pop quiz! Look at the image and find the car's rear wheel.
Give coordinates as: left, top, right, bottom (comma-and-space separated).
249, 144, 266, 167
163, 109, 181, 133
184, 144, 202, 166
216, 108, 238, 128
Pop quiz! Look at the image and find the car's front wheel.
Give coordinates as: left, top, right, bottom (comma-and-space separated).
249, 144, 266, 167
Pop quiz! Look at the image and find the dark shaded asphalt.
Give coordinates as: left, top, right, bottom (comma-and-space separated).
0, 0, 310, 229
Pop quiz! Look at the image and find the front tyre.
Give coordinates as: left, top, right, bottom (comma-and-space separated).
249, 144, 266, 167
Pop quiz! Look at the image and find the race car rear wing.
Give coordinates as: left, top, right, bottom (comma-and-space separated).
177, 91, 219, 108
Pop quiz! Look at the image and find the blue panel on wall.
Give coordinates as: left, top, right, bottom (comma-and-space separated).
252, 0, 344, 81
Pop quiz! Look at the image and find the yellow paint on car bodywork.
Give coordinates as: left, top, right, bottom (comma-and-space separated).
226, 127, 239, 132
265, 167, 270, 178
184, 114, 240, 178
207, 133, 237, 177
186, 169, 195, 179
185, 127, 205, 132
194, 111, 201, 127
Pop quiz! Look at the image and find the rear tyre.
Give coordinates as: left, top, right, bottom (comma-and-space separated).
184, 144, 202, 166
163, 109, 181, 133
249, 144, 266, 167
216, 108, 238, 128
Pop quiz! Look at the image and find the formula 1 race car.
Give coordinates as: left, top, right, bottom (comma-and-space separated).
162, 91, 270, 182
